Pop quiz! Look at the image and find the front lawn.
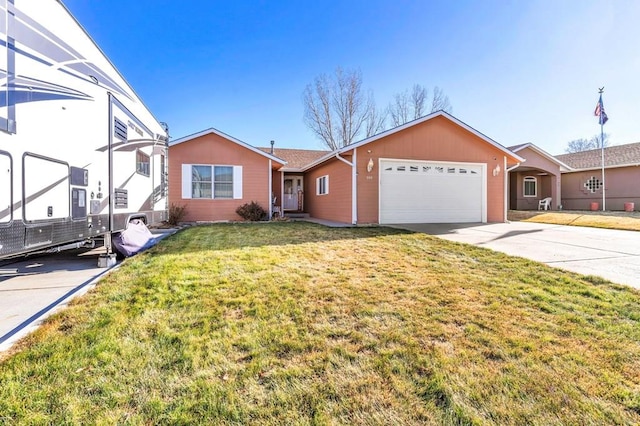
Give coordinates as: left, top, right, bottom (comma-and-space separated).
1, 223, 639, 424
509, 210, 640, 231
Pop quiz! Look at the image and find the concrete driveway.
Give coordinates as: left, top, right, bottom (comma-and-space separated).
0, 228, 177, 353
393, 222, 640, 289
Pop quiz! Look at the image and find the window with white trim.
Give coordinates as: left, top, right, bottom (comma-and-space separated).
214, 166, 233, 199
523, 176, 537, 197
192, 165, 212, 198
316, 175, 329, 195
182, 164, 243, 200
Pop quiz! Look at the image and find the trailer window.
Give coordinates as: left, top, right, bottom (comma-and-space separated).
136, 150, 150, 176
0, 152, 11, 223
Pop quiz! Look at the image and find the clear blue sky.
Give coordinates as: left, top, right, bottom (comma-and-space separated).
63, 0, 640, 155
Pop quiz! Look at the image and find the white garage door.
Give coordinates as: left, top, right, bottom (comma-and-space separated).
379, 160, 485, 223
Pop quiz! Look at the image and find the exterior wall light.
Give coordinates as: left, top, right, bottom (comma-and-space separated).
367, 158, 374, 172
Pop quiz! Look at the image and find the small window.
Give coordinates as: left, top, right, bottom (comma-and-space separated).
584, 176, 602, 193
114, 117, 128, 141
523, 176, 537, 197
447, 167, 456, 174
397, 166, 406, 172
423, 166, 431, 172
435, 167, 443, 173
214, 166, 233, 199
317, 175, 329, 195
459, 168, 467, 174
410, 165, 418, 172
136, 150, 150, 176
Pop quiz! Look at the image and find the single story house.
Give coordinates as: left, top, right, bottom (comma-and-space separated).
169, 111, 524, 224
556, 142, 640, 211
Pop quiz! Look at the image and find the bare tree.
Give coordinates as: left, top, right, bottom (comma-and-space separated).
410, 84, 426, 119
565, 133, 609, 153
303, 67, 372, 150
388, 84, 452, 127
389, 90, 411, 127
431, 86, 451, 113
364, 95, 387, 137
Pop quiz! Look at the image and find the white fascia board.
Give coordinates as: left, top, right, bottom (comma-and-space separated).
301, 111, 525, 171
339, 111, 526, 163
561, 163, 640, 173
169, 128, 287, 165
512, 143, 573, 171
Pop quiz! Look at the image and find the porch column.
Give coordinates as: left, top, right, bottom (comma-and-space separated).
552, 172, 561, 210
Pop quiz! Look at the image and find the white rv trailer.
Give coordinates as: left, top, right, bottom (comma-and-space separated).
0, 0, 168, 260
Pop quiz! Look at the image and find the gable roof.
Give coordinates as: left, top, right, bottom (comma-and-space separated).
170, 127, 286, 164
301, 110, 525, 171
508, 143, 572, 172
257, 147, 329, 170
556, 142, 640, 170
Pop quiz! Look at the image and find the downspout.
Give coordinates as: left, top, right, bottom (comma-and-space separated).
268, 159, 272, 219
505, 157, 520, 223
335, 151, 357, 225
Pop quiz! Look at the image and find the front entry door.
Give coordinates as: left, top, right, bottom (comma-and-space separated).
283, 176, 303, 211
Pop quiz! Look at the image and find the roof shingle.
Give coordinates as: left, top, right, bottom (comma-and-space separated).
258, 147, 330, 169
556, 142, 640, 169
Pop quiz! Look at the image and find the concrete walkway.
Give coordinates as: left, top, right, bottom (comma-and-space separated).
393, 222, 640, 289
0, 228, 177, 353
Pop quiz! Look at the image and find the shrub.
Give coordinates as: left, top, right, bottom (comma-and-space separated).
236, 201, 267, 221
167, 203, 187, 225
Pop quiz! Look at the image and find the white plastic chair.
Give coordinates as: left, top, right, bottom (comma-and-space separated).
538, 197, 552, 211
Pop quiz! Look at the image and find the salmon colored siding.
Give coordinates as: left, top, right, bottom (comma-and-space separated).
168, 134, 273, 222
357, 116, 508, 223
272, 170, 282, 211
305, 155, 353, 223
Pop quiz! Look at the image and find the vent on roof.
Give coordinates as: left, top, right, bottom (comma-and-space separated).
114, 117, 128, 141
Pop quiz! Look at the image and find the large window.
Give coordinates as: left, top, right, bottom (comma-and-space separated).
523, 176, 537, 197
136, 150, 150, 176
185, 164, 242, 199
214, 166, 233, 199
316, 175, 329, 195
192, 165, 212, 198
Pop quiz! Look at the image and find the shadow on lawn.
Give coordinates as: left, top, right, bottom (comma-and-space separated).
150, 221, 414, 254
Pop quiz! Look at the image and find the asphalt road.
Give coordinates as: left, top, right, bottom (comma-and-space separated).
393, 221, 640, 289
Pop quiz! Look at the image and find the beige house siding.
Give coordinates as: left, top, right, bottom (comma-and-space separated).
561, 166, 640, 210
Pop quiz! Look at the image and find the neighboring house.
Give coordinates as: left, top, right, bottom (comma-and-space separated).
168, 128, 286, 222
507, 143, 572, 211
556, 142, 640, 210
169, 111, 524, 224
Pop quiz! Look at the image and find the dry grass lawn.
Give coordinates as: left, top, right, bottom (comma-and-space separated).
1, 222, 639, 424
509, 209, 640, 231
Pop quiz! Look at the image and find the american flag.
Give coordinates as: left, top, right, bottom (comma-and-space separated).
594, 94, 608, 125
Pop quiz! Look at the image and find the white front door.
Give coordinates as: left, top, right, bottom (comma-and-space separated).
283, 176, 303, 211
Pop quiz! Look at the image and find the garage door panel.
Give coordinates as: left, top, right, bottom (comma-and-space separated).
380, 160, 485, 224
